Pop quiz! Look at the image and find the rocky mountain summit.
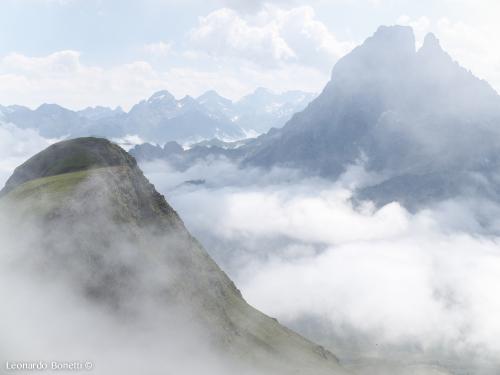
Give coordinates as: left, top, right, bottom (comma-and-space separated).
242, 25, 500, 208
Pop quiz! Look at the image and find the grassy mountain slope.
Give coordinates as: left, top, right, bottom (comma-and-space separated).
0, 137, 349, 375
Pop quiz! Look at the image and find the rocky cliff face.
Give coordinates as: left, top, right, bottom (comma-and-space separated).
0, 137, 349, 375
243, 25, 500, 209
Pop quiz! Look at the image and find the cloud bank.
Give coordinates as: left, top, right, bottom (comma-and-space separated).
0, 4, 351, 110
141, 157, 500, 373
1, 131, 499, 373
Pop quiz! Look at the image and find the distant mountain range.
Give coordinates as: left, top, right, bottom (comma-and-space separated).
133, 25, 500, 212
0, 88, 315, 144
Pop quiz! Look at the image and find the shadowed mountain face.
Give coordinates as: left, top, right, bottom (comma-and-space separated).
0, 137, 348, 374
242, 25, 500, 209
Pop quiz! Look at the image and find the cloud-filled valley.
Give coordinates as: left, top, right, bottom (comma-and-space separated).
2, 67, 500, 372
2, 5, 500, 373
139, 157, 500, 373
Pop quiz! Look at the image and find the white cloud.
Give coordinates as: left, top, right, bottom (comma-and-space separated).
0, 47, 328, 110
190, 8, 295, 68
240, 231, 500, 354
2, 50, 82, 75
0, 51, 164, 110
140, 158, 500, 369
190, 6, 354, 71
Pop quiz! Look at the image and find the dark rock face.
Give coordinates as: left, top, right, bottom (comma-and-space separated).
242, 25, 500, 208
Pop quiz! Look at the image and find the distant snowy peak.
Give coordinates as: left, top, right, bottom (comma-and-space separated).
239, 87, 315, 108
178, 95, 203, 111
194, 88, 316, 133
239, 87, 275, 104
197, 90, 233, 106
147, 90, 176, 103
233, 88, 316, 133
132, 91, 202, 116
0, 86, 315, 143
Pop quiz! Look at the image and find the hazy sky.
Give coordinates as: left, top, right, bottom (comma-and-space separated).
0, 0, 499, 109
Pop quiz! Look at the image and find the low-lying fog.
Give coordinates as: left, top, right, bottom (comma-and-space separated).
141, 156, 500, 372
1, 124, 499, 373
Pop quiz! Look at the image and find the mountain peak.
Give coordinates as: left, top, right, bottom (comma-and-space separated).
418, 32, 446, 56
36, 103, 67, 113
368, 25, 416, 53
148, 90, 175, 103
1, 137, 136, 195
423, 32, 440, 47
328, 24, 415, 82
198, 90, 220, 99
197, 90, 232, 105
179, 95, 196, 103
240, 87, 274, 103
254, 87, 273, 96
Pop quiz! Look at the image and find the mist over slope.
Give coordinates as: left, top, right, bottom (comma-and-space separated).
0, 137, 349, 375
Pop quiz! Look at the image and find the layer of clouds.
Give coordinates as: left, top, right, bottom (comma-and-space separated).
0, 47, 329, 110
0, 3, 351, 110
140, 157, 500, 372
0, 51, 173, 110
1, 130, 499, 372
